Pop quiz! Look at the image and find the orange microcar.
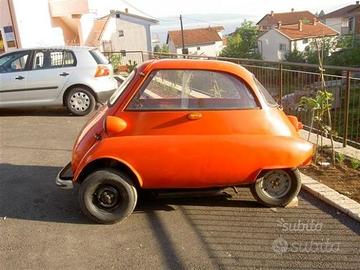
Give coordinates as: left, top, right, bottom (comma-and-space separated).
56, 59, 314, 224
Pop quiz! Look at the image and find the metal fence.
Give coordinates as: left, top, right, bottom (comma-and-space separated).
104, 50, 360, 148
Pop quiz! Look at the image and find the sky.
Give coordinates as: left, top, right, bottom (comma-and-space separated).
128, 0, 356, 19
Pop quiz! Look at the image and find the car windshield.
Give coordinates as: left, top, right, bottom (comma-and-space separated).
254, 76, 279, 107
108, 69, 136, 106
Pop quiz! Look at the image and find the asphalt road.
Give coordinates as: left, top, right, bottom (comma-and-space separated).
0, 107, 360, 270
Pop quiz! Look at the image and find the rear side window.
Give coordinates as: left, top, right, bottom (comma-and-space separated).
89, 49, 109, 64
32, 50, 76, 70
254, 77, 278, 107
127, 69, 258, 110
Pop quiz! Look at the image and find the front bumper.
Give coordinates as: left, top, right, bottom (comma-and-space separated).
56, 162, 74, 190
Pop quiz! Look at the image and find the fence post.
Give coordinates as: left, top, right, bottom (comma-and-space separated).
343, 71, 351, 147
278, 63, 283, 106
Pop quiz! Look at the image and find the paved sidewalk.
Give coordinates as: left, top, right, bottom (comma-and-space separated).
300, 130, 360, 160
302, 173, 360, 222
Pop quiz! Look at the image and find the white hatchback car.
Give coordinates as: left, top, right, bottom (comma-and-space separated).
0, 46, 118, 115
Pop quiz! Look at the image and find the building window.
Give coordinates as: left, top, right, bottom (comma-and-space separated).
279, 44, 287, 51
349, 17, 354, 32
197, 47, 201, 50
302, 39, 308, 44
118, 30, 124, 37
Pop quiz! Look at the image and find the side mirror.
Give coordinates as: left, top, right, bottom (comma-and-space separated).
105, 116, 127, 135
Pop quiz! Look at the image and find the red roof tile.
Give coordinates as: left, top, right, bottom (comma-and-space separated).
257, 11, 317, 27
167, 27, 223, 48
277, 21, 338, 40
322, 3, 360, 19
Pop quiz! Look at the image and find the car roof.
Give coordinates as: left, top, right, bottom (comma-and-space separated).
2, 46, 96, 54
142, 59, 254, 82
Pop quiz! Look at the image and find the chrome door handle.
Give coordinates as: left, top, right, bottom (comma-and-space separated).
15, 76, 24, 80
59, 72, 69, 77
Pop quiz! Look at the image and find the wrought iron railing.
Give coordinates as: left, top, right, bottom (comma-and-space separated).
104, 50, 360, 148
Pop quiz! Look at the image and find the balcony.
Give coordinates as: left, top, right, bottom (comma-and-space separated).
49, 0, 89, 17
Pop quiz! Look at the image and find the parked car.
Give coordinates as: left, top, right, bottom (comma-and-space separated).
56, 59, 314, 224
0, 47, 117, 115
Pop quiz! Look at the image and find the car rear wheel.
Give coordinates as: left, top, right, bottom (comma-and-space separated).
79, 169, 137, 224
66, 87, 95, 116
250, 169, 301, 207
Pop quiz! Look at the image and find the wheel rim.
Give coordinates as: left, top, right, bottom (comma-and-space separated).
70, 91, 90, 112
260, 170, 292, 199
94, 185, 121, 209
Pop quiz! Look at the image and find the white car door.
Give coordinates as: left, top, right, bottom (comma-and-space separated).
0, 50, 31, 104
25, 49, 76, 104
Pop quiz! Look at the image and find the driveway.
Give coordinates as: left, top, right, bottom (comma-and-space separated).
0, 108, 360, 270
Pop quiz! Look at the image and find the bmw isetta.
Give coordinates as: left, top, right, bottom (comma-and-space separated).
56, 59, 314, 224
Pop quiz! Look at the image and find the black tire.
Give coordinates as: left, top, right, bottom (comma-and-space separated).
250, 169, 301, 207
65, 87, 96, 116
79, 169, 137, 224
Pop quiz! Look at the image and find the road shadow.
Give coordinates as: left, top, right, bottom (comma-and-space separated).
0, 107, 73, 117
0, 163, 259, 224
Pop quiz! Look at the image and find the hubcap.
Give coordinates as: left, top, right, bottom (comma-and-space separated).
95, 186, 120, 209
261, 171, 291, 199
70, 91, 90, 112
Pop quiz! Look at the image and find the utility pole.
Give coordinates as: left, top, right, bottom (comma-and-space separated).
179, 15, 187, 56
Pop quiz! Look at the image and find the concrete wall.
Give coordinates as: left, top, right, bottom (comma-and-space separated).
0, 0, 17, 51
101, 14, 152, 52
325, 18, 344, 34
1, 0, 65, 51
258, 30, 290, 61
174, 41, 224, 57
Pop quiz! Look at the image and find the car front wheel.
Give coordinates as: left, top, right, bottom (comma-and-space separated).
66, 87, 96, 116
250, 169, 301, 207
79, 169, 138, 224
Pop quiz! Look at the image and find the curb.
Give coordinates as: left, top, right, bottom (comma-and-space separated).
301, 173, 360, 222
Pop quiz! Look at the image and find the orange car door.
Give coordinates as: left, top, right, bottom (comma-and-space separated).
117, 69, 261, 189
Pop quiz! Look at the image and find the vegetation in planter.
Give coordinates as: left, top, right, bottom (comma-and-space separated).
126, 60, 137, 73
297, 37, 337, 164
350, 158, 360, 170
109, 54, 122, 73
336, 152, 345, 166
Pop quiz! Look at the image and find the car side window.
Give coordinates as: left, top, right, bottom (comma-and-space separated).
127, 69, 258, 110
0, 51, 29, 73
33, 51, 45, 69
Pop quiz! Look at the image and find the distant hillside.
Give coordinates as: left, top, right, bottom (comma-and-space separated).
151, 13, 258, 44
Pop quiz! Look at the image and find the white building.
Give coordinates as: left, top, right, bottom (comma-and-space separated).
167, 27, 225, 57
258, 19, 338, 61
321, 1, 360, 36
86, 11, 158, 53
0, 0, 157, 53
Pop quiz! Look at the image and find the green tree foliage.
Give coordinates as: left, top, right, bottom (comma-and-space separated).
285, 49, 305, 63
154, 44, 170, 58
285, 35, 360, 67
220, 21, 261, 59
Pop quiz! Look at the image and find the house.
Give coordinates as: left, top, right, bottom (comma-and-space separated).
0, 0, 157, 53
258, 19, 338, 61
167, 26, 225, 56
257, 10, 317, 32
321, 1, 360, 37
86, 10, 158, 53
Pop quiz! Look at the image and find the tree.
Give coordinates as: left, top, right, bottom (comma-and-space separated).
153, 44, 170, 58
220, 21, 261, 59
285, 49, 305, 63
154, 44, 169, 53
